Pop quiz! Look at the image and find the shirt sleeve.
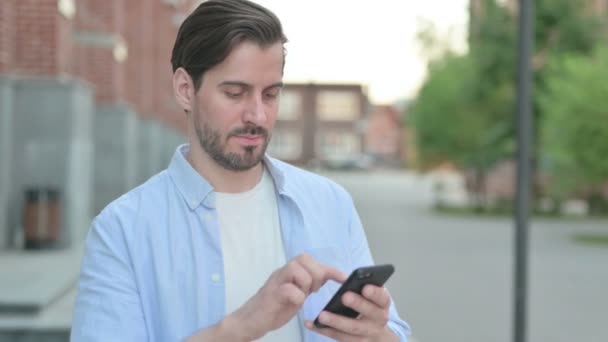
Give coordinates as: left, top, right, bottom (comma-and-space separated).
70, 211, 147, 341
346, 196, 411, 342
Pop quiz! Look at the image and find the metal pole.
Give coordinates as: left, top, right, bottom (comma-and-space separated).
514, 0, 534, 342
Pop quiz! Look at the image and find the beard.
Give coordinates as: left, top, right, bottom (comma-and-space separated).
193, 110, 270, 172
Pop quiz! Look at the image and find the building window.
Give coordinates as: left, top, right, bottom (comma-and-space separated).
268, 129, 302, 160
316, 90, 359, 121
317, 131, 361, 160
278, 90, 301, 120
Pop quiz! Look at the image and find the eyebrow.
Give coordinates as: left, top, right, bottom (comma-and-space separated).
218, 81, 284, 90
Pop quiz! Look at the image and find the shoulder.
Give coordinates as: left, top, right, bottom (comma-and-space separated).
268, 158, 355, 224
269, 157, 352, 202
94, 170, 172, 235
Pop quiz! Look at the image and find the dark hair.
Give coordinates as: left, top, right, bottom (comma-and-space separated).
171, 0, 288, 92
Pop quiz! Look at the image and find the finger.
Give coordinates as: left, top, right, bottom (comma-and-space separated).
304, 320, 358, 342
278, 283, 306, 306
362, 285, 392, 309
296, 254, 341, 292
295, 253, 347, 292
312, 311, 379, 337
323, 265, 348, 283
293, 254, 324, 292
343, 291, 390, 326
323, 264, 348, 284
284, 259, 313, 295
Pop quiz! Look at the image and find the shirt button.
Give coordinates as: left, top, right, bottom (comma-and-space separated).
204, 213, 213, 222
211, 274, 221, 282
191, 200, 198, 207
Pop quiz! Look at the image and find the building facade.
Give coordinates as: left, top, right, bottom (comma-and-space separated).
364, 105, 407, 168
268, 83, 369, 166
0, 0, 195, 251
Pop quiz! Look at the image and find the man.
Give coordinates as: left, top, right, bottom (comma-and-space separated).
71, 0, 410, 341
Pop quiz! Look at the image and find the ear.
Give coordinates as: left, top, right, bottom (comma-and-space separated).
173, 67, 196, 113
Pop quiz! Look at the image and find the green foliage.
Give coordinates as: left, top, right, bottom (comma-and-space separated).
470, 0, 517, 88
535, 0, 602, 57
410, 0, 607, 206
572, 233, 608, 247
410, 0, 516, 171
539, 47, 608, 197
409, 55, 474, 167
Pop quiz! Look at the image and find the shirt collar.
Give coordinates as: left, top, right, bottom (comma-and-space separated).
168, 144, 215, 210
262, 154, 288, 195
167, 144, 291, 210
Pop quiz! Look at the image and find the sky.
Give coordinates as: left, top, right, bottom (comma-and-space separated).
254, 0, 471, 104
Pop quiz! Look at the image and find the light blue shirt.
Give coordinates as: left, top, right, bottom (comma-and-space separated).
71, 144, 410, 341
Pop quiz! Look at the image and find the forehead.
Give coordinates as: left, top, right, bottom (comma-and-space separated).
204, 41, 285, 86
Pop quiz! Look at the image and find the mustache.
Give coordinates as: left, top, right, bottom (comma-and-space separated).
229, 126, 268, 137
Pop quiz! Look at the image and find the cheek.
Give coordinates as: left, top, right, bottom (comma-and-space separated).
265, 102, 280, 123
196, 101, 236, 130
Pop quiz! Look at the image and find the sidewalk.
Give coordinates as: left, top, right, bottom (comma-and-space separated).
0, 245, 82, 340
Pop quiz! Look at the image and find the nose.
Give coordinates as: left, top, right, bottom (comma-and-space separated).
243, 94, 267, 125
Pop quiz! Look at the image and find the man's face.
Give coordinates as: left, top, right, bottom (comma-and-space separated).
191, 41, 284, 171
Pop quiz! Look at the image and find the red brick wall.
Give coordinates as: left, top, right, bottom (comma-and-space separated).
365, 107, 402, 156
74, 0, 126, 104
0, 1, 16, 73
12, 0, 73, 76
151, 2, 191, 131
1, 0, 195, 125
124, 0, 151, 115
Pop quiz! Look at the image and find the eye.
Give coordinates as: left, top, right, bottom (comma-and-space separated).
264, 89, 280, 100
224, 91, 243, 99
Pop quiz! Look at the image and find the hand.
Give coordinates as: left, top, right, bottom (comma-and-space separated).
230, 253, 347, 341
304, 285, 398, 342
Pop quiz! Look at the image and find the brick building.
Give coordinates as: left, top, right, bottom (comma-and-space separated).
0, 0, 195, 251
0, 0, 191, 121
268, 83, 369, 166
364, 105, 407, 168
0, 1, 197, 339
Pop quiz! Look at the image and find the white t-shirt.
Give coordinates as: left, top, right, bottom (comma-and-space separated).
216, 168, 302, 342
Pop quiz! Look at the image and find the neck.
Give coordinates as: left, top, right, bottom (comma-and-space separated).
187, 141, 264, 193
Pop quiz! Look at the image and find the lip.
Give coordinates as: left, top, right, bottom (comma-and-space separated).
232, 135, 264, 146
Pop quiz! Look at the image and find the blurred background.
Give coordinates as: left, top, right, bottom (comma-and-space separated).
0, 0, 607, 341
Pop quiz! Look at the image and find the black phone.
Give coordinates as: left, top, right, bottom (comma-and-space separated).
313, 264, 395, 328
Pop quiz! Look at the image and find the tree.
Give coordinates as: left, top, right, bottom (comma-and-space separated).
409, 52, 515, 207
410, 0, 516, 206
409, 0, 606, 210
539, 46, 608, 213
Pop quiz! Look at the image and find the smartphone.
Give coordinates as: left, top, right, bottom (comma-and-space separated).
313, 264, 395, 328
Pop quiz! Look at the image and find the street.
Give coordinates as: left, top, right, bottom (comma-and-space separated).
324, 171, 608, 342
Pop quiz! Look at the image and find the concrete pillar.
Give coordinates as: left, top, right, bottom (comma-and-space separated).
160, 126, 187, 169
0, 76, 14, 249
93, 104, 138, 215
10, 77, 94, 249
136, 118, 164, 184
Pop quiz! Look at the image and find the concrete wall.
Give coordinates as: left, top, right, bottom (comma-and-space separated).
9, 78, 94, 248
1, 76, 190, 251
0, 76, 14, 249
137, 118, 164, 185
135, 118, 188, 186
159, 126, 187, 170
93, 105, 138, 215
96, 107, 188, 214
